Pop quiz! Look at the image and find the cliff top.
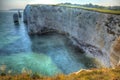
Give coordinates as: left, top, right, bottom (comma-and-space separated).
28, 4, 120, 15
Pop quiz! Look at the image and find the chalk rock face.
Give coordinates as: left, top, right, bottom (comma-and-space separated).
13, 13, 19, 23
110, 37, 120, 67
24, 4, 120, 67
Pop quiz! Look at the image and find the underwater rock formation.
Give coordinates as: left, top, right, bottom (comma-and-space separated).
23, 4, 120, 67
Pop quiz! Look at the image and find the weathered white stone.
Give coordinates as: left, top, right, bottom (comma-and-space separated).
24, 4, 120, 67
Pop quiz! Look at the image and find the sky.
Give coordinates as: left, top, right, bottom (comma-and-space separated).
0, 0, 120, 10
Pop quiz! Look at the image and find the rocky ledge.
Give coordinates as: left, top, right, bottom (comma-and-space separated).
23, 4, 120, 67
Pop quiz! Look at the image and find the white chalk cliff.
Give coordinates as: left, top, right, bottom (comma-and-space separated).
24, 4, 120, 67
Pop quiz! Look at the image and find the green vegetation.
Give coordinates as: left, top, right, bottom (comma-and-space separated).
55, 4, 120, 15
31, 4, 120, 15
0, 65, 120, 80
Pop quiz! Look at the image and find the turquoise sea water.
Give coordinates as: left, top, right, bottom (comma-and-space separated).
0, 11, 99, 76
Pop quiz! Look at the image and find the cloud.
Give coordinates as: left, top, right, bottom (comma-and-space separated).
0, 0, 28, 10
28, 0, 57, 4
95, 0, 120, 6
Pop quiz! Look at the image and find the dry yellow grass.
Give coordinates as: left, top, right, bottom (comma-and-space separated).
0, 66, 120, 80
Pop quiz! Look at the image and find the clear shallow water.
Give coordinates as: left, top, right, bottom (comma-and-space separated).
0, 11, 99, 76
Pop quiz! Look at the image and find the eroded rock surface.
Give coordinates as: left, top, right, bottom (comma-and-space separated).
110, 37, 120, 67
24, 4, 120, 67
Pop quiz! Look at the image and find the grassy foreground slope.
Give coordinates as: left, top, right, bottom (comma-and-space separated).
0, 66, 120, 80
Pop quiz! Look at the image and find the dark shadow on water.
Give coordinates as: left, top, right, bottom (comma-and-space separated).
14, 22, 19, 26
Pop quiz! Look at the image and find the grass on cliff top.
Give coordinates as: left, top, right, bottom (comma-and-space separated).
31, 4, 120, 15
56, 4, 120, 15
0, 65, 120, 80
